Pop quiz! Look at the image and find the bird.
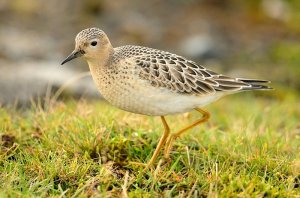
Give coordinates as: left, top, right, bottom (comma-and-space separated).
61, 27, 272, 167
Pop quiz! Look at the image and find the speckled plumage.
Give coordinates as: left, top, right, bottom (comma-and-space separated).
64, 28, 271, 116
112, 45, 271, 95
62, 28, 272, 166
75, 28, 105, 44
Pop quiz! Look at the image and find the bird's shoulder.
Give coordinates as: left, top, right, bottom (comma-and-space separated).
113, 45, 168, 60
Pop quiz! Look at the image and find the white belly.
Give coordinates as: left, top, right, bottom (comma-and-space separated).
98, 77, 222, 116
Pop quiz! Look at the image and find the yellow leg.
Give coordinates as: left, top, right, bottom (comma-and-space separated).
164, 108, 210, 158
146, 116, 170, 167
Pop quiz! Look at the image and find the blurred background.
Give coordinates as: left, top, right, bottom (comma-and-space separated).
0, 0, 299, 106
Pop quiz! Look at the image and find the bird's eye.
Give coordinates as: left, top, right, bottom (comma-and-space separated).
91, 41, 97, 46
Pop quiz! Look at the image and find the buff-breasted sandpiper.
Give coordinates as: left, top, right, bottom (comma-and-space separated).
61, 27, 272, 167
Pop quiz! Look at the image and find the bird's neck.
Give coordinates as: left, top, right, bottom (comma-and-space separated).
87, 46, 114, 70
87, 46, 115, 97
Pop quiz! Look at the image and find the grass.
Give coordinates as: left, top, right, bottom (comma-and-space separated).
0, 91, 299, 197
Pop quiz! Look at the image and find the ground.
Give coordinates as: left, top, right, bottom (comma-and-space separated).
0, 91, 299, 197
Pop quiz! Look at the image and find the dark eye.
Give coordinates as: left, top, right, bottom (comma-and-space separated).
91, 41, 97, 46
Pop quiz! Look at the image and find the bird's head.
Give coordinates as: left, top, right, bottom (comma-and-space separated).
61, 28, 112, 65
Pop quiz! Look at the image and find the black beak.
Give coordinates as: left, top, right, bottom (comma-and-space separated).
61, 50, 85, 65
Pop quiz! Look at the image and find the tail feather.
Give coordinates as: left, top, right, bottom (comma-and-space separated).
242, 84, 273, 91
239, 78, 273, 91
238, 78, 271, 84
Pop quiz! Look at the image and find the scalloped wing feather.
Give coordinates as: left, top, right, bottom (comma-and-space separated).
117, 45, 271, 95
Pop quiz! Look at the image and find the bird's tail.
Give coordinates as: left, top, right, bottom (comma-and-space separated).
237, 78, 273, 91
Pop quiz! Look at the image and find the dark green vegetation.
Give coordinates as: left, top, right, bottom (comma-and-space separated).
1, 91, 299, 197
